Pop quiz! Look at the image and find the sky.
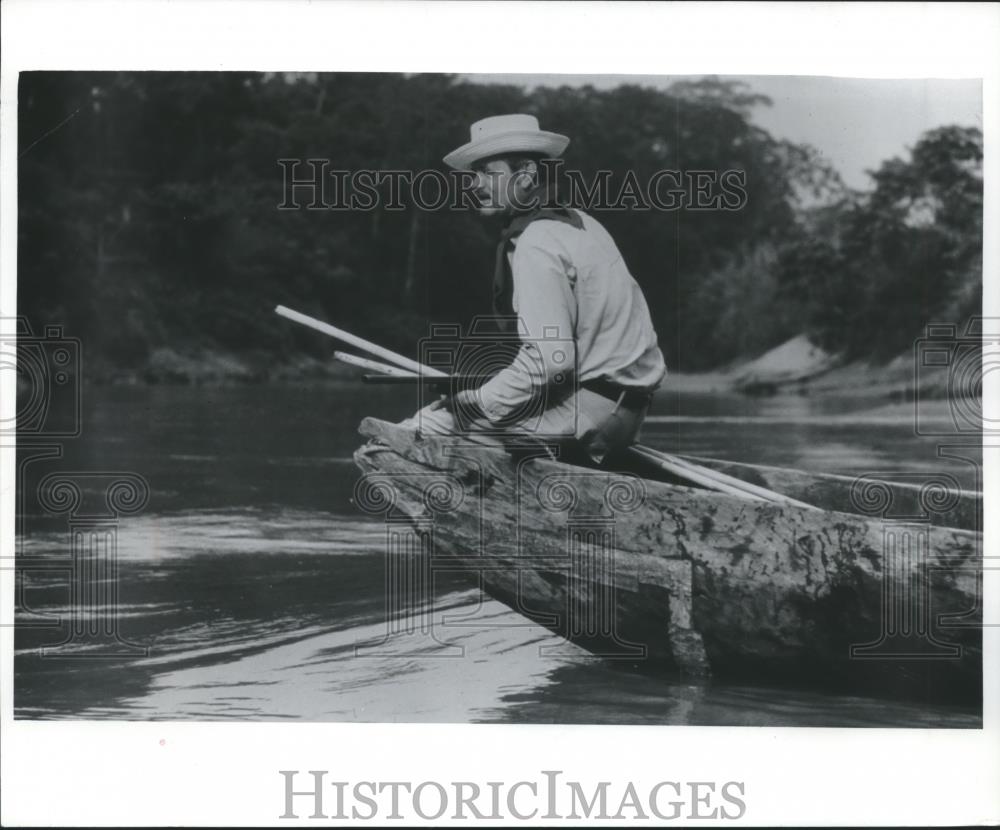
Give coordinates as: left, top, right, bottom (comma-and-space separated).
462, 74, 982, 191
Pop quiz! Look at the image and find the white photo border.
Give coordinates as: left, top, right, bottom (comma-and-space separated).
1, 1, 998, 826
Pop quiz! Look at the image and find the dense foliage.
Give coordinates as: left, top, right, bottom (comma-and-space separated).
775, 126, 983, 361
17, 72, 981, 376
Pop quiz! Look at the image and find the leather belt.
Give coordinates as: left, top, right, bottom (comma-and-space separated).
581, 378, 655, 410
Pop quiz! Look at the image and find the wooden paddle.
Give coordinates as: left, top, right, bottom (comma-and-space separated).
628, 444, 813, 507
333, 351, 418, 377
276, 305, 445, 377
275, 305, 813, 507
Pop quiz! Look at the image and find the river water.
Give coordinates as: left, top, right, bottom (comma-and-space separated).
14, 382, 982, 726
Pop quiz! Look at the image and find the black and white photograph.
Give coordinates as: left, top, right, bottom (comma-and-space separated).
2, 1, 998, 826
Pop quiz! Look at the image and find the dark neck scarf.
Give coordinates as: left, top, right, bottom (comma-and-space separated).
492, 188, 584, 330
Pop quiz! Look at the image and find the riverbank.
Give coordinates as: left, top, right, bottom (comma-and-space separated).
672, 359, 936, 400
87, 346, 360, 385
672, 335, 955, 403
83, 336, 963, 408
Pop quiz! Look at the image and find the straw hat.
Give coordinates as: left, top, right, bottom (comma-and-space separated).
443, 114, 569, 170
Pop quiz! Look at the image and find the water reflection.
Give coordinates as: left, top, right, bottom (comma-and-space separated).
14, 384, 982, 725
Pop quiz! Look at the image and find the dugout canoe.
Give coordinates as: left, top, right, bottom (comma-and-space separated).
352, 417, 983, 703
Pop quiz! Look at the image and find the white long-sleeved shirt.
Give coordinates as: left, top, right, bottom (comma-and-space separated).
477, 210, 667, 423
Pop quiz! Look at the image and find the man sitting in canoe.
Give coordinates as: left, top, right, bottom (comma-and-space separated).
402, 113, 667, 466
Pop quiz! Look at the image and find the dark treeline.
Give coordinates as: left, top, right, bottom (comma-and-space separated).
18, 72, 982, 378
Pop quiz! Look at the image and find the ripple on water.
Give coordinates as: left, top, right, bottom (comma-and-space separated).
13, 385, 984, 724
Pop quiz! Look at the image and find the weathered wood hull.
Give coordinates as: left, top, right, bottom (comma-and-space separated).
353, 419, 983, 703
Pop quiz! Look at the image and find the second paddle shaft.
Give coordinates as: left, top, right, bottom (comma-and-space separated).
275, 305, 446, 377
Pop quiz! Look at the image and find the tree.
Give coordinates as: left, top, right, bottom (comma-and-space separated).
776, 125, 982, 360
22, 71, 931, 376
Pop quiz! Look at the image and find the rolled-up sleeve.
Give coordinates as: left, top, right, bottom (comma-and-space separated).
478, 231, 578, 423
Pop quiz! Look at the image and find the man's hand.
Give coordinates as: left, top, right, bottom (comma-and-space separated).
428, 388, 485, 417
